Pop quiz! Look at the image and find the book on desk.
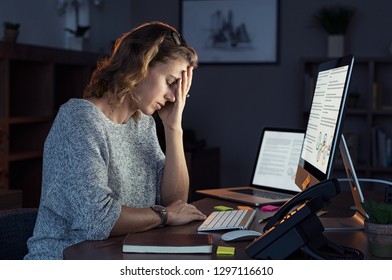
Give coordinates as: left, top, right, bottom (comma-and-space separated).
122, 233, 213, 254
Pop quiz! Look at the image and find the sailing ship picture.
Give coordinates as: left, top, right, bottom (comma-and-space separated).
209, 9, 252, 50
182, 0, 278, 63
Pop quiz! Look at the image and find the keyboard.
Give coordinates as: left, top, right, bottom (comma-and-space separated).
198, 209, 256, 231
233, 188, 293, 200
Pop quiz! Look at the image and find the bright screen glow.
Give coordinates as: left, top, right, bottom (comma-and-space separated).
301, 65, 349, 174
252, 130, 304, 192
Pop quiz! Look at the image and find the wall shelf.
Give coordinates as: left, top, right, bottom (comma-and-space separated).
0, 42, 100, 208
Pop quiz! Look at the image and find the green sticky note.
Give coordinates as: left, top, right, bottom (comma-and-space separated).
214, 205, 233, 211
217, 246, 235, 255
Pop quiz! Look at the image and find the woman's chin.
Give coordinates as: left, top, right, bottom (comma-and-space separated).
141, 108, 155, 116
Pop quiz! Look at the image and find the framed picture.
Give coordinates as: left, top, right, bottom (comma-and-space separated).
181, 0, 279, 64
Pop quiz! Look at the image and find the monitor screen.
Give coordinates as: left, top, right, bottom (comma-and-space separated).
251, 128, 304, 192
295, 55, 354, 190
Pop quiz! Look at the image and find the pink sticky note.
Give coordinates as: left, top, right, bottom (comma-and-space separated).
260, 205, 280, 211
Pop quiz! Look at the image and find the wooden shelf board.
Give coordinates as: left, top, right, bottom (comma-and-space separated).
8, 116, 52, 124
9, 151, 42, 162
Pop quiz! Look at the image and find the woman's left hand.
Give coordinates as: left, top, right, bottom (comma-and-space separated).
158, 66, 193, 130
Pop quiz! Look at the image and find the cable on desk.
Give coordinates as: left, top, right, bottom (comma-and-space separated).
337, 178, 392, 185
337, 177, 392, 204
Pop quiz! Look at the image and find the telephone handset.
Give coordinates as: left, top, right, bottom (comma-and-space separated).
264, 178, 340, 232
245, 178, 364, 260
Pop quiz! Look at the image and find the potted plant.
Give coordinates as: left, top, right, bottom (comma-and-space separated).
362, 199, 392, 258
3, 21, 20, 43
313, 5, 355, 57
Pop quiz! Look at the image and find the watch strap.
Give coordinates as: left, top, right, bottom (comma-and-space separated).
151, 205, 167, 227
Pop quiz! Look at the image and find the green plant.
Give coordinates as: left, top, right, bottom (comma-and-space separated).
3, 21, 20, 30
362, 199, 392, 224
313, 5, 355, 35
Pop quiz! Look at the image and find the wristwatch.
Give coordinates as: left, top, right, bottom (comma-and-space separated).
151, 205, 168, 227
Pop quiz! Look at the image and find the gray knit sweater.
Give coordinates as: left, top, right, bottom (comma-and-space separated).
24, 99, 165, 259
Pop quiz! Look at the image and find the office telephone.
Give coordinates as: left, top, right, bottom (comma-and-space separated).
245, 178, 364, 259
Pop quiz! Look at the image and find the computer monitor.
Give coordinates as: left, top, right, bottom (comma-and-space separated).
295, 55, 355, 191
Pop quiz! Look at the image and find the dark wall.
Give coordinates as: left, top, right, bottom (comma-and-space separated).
130, 0, 392, 187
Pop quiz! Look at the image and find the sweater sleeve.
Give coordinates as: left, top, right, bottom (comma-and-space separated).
41, 108, 121, 240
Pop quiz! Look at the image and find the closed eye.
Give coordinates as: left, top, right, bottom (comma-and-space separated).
167, 79, 178, 88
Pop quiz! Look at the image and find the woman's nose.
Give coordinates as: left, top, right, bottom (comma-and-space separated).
165, 90, 176, 102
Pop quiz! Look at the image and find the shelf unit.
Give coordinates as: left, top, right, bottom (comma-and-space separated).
0, 42, 100, 208
301, 57, 392, 184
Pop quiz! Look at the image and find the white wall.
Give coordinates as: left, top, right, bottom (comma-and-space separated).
89, 0, 132, 53
0, 0, 132, 53
0, 0, 65, 48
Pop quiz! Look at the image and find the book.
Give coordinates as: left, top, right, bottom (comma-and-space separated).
122, 233, 213, 254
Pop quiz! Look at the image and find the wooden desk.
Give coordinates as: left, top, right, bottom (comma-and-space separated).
64, 198, 253, 260
63, 194, 388, 260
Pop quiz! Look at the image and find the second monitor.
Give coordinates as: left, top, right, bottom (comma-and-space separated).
293, 55, 367, 230
295, 55, 355, 190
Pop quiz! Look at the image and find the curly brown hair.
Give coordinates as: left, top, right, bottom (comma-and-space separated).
83, 21, 198, 119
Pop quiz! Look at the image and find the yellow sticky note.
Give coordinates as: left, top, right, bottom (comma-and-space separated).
217, 246, 235, 255
214, 205, 233, 211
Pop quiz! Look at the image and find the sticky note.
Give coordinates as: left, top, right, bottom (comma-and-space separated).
214, 205, 233, 211
260, 205, 280, 211
217, 246, 235, 255
237, 206, 254, 210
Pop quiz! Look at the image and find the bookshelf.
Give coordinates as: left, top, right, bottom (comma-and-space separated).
301, 57, 392, 183
0, 42, 99, 208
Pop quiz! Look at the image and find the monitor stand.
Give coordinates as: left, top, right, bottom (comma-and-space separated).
321, 212, 364, 231
321, 135, 366, 232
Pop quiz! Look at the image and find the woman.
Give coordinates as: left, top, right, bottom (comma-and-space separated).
25, 21, 206, 260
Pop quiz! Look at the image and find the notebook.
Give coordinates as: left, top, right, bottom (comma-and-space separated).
122, 232, 213, 253
197, 127, 305, 206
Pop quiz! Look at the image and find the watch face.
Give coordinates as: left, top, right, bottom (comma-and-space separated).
152, 205, 164, 212
151, 205, 167, 226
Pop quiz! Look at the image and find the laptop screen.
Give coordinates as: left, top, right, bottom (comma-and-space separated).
251, 128, 304, 192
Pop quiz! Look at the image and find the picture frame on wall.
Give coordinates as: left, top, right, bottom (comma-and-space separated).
180, 0, 279, 64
